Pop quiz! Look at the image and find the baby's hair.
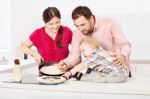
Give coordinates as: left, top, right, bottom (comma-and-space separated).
80, 37, 100, 49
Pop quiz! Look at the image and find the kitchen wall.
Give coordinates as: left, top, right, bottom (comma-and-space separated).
1, 0, 150, 65
0, 0, 10, 63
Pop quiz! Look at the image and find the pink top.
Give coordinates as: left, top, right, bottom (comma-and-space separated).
64, 17, 131, 68
29, 26, 72, 63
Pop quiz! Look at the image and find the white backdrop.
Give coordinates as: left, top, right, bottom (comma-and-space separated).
0, 0, 10, 50
1, 0, 150, 61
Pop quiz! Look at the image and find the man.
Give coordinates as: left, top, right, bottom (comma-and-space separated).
58, 6, 131, 75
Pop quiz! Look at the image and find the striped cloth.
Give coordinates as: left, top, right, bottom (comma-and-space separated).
81, 48, 129, 77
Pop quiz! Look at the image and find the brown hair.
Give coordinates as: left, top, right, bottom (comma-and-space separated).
72, 6, 93, 20
43, 7, 63, 48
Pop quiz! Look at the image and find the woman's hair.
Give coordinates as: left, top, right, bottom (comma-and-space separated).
43, 7, 63, 48
72, 6, 93, 20
43, 7, 61, 23
80, 37, 100, 49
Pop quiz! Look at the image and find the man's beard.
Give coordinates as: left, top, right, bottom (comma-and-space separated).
82, 28, 94, 35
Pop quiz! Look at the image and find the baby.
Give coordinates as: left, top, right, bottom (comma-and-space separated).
64, 37, 129, 83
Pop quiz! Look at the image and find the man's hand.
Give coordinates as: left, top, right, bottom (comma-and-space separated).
58, 60, 68, 72
63, 71, 72, 80
112, 53, 126, 66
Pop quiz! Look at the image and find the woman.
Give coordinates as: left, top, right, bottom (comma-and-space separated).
20, 7, 72, 68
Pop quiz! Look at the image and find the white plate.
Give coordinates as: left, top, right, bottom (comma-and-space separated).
36, 76, 66, 85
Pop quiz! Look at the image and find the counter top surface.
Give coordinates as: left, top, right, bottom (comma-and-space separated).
0, 63, 150, 95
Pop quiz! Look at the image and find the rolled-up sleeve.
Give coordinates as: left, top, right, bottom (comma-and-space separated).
63, 30, 81, 68
110, 18, 131, 63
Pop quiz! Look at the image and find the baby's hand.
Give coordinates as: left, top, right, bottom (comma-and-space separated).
63, 71, 72, 80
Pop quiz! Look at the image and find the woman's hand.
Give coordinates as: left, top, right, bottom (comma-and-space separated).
32, 51, 43, 64
58, 60, 68, 72
112, 53, 126, 66
21, 39, 43, 64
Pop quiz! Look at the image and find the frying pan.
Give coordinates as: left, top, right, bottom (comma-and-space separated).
39, 61, 65, 76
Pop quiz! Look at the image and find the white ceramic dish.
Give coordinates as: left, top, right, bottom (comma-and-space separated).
36, 76, 66, 85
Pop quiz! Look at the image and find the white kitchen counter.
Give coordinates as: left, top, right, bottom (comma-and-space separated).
0, 63, 150, 99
